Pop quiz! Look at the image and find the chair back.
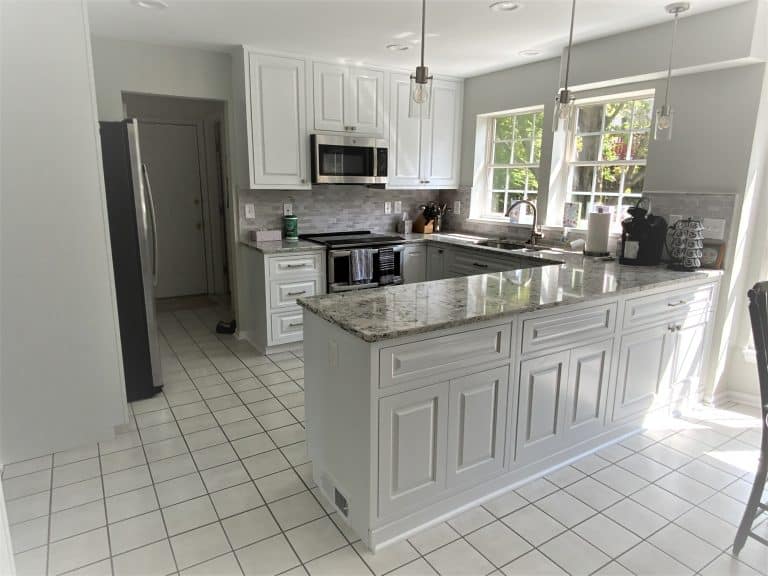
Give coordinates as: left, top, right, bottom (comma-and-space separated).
747, 282, 768, 432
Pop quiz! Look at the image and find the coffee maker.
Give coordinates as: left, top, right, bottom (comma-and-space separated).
619, 199, 668, 266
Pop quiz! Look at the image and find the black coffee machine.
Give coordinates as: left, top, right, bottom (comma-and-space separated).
620, 199, 668, 266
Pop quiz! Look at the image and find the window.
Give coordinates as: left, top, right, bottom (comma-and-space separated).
485, 109, 544, 218
567, 95, 653, 228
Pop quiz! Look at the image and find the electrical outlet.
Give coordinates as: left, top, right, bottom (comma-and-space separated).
453, 200, 461, 215
384, 201, 392, 214
394, 200, 402, 213
702, 217, 726, 240
283, 202, 293, 216
244, 203, 256, 220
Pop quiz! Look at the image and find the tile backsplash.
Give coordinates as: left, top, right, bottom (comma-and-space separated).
239, 185, 439, 240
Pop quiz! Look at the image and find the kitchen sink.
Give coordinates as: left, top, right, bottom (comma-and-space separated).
477, 239, 544, 252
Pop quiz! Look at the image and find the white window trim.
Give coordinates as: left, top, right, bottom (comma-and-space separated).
470, 105, 545, 224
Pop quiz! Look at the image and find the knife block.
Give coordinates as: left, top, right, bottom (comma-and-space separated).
413, 214, 434, 234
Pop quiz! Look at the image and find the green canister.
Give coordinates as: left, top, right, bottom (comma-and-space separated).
283, 215, 298, 241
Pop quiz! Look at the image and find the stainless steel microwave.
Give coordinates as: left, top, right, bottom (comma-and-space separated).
310, 134, 388, 185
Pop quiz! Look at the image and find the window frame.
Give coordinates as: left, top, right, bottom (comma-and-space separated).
565, 92, 655, 229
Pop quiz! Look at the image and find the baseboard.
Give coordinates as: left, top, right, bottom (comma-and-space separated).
712, 389, 762, 407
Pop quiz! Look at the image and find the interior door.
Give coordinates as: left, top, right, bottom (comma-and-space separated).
138, 121, 208, 299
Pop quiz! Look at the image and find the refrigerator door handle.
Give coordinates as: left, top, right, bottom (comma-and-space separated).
142, 163, 159, 288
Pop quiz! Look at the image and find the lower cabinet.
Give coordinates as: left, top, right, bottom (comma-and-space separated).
517, 340, 612, 464
403, 245, 427, 284
670, 316, 708, 409
612, 324, 675, 422
427, 245, 448, 280
378, 366, 509, 517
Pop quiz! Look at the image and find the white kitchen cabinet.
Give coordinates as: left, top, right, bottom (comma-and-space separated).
378, 383, 449, 517
427, 245, 448, 280
612, 323, 675, 423
245, 52, 309, 189
403, 245, 427, 284
516, 351, 569, 464
447, 366, 509, 488
564, 340, 612, 443
313, 62, 386, 136
387, 74, 462, 189
669, 314, 709, 412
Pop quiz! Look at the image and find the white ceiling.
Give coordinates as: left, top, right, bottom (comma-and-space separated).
87, 0, 746, 77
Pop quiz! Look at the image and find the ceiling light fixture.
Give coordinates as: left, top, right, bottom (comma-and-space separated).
386, 44, 410, 52
553, 0, 577, 132
409, 0, 434, 119
489, 1, 521, 11
131, 0, 168, 9
654, 2, 690, 141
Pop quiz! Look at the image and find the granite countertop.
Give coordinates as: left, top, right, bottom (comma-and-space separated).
240, 239, 325, 254
297, 250, 721, 342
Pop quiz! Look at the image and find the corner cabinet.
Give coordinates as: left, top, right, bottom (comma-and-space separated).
313, 62, 387, 137
387, 74, 462, 189
236, 49, 310, 190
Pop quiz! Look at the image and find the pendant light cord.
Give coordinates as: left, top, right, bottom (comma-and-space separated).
562, 0, 576, 91
420, 0, 427, 67
663, 11, 680, 107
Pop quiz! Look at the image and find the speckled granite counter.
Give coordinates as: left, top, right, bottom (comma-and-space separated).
297, 253, 721, 342
240, 239, 325, 254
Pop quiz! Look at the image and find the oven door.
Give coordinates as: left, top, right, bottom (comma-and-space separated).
311, 134, 388, 185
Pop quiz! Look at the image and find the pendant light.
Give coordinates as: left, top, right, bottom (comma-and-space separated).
409, 0, 434, 119
553, 0, 577, 132
654, 2, 690, 140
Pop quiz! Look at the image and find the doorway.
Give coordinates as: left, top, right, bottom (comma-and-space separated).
123, 94, 231, 303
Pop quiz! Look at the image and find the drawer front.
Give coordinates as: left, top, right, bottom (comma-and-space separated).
522, 303, 616, 355
379, 324, 512, 389
269, 278, 320, 309
623, 284, 714, 329
268, 253, 323, 278
270, 309, 305, 345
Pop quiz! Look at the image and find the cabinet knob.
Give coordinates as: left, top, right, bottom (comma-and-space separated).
301, 178, 306, 183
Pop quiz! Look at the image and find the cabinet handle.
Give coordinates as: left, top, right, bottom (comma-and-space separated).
667, 300, 688, 307
301, 178, 306, 184
472, 262, 488, 268
288, 322, 303, 328
437, 249, 444, 254
287, 290, 306, 296
284, 263, 307, 269
676, 324, 683, 331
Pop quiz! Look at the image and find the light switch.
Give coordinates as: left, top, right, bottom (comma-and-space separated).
245, 203, 256, 219
453, 200, 461, 215
384, 201, 392, 214
394, 200, 402, 213
702, 218, 726, 240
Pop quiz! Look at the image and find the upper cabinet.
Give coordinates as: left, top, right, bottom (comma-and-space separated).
313, 62, 387, 137
388, 73, 463, 190
235, 49, 310, 190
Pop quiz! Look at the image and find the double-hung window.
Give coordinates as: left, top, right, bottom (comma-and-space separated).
567, 94, 654, 228
485, 108, 544, 219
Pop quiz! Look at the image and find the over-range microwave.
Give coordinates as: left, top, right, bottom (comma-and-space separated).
310, 134, 387, 185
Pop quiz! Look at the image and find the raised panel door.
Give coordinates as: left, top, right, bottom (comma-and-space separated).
670, 318, 707, 413
378, 383, 448, 517
313, 62, 347, 132
516, 351, 569, 464
447, 366, 509, 488
348, 68, 386, 136
420, 79, 461, 188
564, 340, 612, 444
403, 245, 427, 284
388, 73, 422, 187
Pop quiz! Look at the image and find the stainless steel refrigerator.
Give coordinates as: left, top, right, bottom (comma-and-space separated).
100, 119, 163, 401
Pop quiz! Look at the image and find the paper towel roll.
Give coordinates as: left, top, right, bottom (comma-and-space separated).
586, 212, 611, 254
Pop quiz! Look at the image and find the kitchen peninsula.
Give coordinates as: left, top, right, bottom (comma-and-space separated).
297, 242, 721, 551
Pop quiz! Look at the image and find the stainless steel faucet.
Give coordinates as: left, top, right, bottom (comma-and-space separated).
505, 200, 543, 245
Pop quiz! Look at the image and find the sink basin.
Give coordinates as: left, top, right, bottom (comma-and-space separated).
478, 239, 544, 252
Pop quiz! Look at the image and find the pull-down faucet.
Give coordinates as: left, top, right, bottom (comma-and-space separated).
505, 200, 543, 245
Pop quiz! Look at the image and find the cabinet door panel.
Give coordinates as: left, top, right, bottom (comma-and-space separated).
388, 74, 421, 186
613, 324, 674, 423
403, 246, 426, 284
348, 68, 385, 136
671, 318, 707, 411
379, 383, 448, 517
447, 367, 508, 488
565, 340, 611, 444
313, 62, 347, 132
517, 351, 569, 464
421, 79, 461, 187
249, 54, 307, 187
427, 246, 447, 280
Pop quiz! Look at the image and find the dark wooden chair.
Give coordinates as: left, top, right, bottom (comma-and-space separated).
733, 281, 768, 554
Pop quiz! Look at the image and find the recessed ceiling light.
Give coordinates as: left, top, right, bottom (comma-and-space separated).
386, 44, 410, 52
489, 1, 521, 11
131, 0, 168, 9
519, 49, 541, 56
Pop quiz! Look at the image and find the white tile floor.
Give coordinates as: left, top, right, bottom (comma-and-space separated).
3, 305, 768, 576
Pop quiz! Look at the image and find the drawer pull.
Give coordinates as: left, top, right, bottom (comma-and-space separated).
284, 263, 307, 269
667, 300, 689, 307
288, 321, 303, 328
287, 290, 306, 296
472, 262, 489, 268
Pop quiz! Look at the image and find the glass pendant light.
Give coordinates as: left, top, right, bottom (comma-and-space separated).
654, 2, 690, 141
553, 0, 577, 132
409, 0, 434, 119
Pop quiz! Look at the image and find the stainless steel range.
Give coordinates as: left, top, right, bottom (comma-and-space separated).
300, 231, 405, 293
